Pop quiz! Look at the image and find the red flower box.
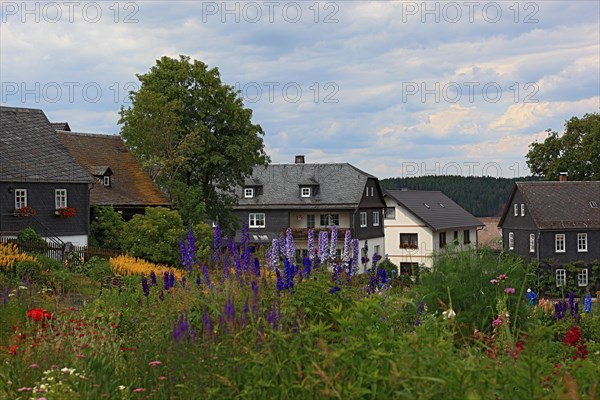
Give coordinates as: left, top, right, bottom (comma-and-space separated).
55, 207, 77, 218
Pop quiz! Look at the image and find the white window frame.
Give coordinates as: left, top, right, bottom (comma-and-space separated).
55, 189, 67, 209
555, 234, 565, 253
103, 176, 110, 187
508, 232, 514, 250
514, 204, 518, 216
365, 187, 369, 197
244, 188, 254, 198
15, 189, 27, 209
556, 269, 566, 287
301, 187, 311, 198
370, 187, 374, 196
385, 207, 395, 219
529, 233, 535, 253
373, 211, 380, 226
248, 213, 265, 228
577, 233, 588, 252
578, 268, 588, 287
521, 204, 525, 216
360, 212, 367, 228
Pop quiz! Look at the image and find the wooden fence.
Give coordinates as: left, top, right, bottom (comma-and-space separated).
0, 238, 121, 262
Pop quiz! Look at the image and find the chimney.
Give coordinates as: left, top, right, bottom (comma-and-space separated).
295, 155, 305, 164
559, 172, 568, 182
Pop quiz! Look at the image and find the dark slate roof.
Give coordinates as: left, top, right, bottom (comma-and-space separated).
500, 181, 600, 229
57, 131, 170, 207
235, 163, 376, 210
385, 190, 484, 231
51, 122, 71, 131
0, 106, 92, 183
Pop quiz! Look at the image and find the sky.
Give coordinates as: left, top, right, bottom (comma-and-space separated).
1, 0, 599, 179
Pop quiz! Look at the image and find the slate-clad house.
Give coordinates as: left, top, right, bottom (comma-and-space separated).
234, 157, 386, 272
57, 131, 170, 220
498, 179, 600, 288
0, 106, 93, 246
384, 190, 484, 271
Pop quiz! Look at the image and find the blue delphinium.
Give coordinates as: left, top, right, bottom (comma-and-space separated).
415, 299, 424, 326
149, 271, 157, 286
172, 314, 190, 342
286, 228, 296, 264
584, 293, 592, 313
141, 276, 150, 297
342, 229, 351, 265
213, 224, 221, 263
196, 275, 201, 287
554, 300, 567, 321
187, 229, 197, 268
253, 257, 260, 277
279, 234, 287, 259
302, 257, 311, 280
308, 229, 315, 263
329, 286, 340, 294
163, 271, 170, 290
203, 307, 213, 340
271, 239, 280, 269
181, 276, 187, 289
179, 238, 189, 270
318, 231, 329, 265
275, 268, 284, 292
569, 290, 575, 316
202, 265, 212, 289
169, 271, 175, 289
351, 239, 359, 275
283, 258, 294, 290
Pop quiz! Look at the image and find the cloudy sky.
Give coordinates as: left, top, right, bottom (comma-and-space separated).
1, 1, 599, 179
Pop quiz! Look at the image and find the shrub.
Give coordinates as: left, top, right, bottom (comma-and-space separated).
89, 206, 125, 249
14, 259, 43, 283
17, 228, 46, 247
0, 243, 36, 273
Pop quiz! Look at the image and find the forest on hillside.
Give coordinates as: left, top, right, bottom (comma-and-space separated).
379, 176, 543, 217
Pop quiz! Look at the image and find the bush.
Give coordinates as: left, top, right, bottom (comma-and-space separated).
89, 206, 125, 249
14, 259, 43, 283
83, 256, 112, 281
17, 228, 46, 247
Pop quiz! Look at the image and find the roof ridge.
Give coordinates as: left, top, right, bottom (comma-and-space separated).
59, 131, 121, 139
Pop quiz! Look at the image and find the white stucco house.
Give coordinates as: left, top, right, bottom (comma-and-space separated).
383, 189, 484, 273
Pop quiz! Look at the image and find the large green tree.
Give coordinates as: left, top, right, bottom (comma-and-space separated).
525, 112, 600, 181
119, 55, 269, 227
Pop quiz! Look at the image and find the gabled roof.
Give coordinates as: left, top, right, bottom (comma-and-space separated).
57, 131, 170, 207
385, 190, 484, 231
0, 106, 92, 183
498, 181, 600, 229
51, 122, 71, 131
235, 163, 376, 210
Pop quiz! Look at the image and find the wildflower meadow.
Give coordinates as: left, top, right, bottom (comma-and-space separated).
1, 227, 599, 399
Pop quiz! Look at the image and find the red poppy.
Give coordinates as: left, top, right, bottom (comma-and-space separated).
27, 308, 52, 321
563, 326, 581, 346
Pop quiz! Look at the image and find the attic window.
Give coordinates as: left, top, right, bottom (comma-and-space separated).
439, 203, 445, 208
590, 201, 598, 209
244, 188, 254, 198
423, 203, 430, 209
301, 187, 311, 197
103, 176, 110, 187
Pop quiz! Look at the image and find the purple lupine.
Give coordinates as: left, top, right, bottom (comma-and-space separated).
169, 271, 175, 289
149, 271, 157, 286
163, 271, 170, 290
554, 300, 567, 321
302, 257, 311, 280
283, 258, 294, 290
351, 239, 360, 275
187, 229, 197, 267
318, 231, 329, 265
253, 257, 260, 277
202, 265, 212, 289
213, 225, 221, 263
141, 276, 150, 297
286, 228, 296, 264
308, 229, 315, 262
329, 225, 338, 262
275, 268, 284, 292
342, 230, 351, 265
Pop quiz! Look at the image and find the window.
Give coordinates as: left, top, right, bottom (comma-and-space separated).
248, 213, 265, 228
439, 232, 447, 248
320, 214, 339, 226
103, 176, 110, 187
556, 269, 566, 287
360, 212, 367, 227
577, 233, 588, 252
365, 187, 369, 197
244, 188, 254, 198
578, 269, 588, 286
453, 231, 459, 243
521, 204, 525, 216
555, 234, 565, 253
301, 187, 311, 197
400, 233, 418, 249
385, 207, 395, 219
374, 245, 380, 258
590, 201, 598, 209
55, 189, 67, 209
508, 232, 514, 250
373, 211, 380, 226
514, 204, 518, 216
464, 230, 471, 244
306, 214, 315, 229
14, 189, 27, 209
370, 187, 374, 196
400, 262, 418, 275
529, 234, 535, 253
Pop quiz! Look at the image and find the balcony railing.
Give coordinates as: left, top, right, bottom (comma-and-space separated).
285, 227, 352, 240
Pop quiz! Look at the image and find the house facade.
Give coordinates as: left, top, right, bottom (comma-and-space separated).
57, 130, 170, 220
498, 180, 600, 289
384, 190, 484, 272
234, 157, 386, 272
0, 106, 93, 246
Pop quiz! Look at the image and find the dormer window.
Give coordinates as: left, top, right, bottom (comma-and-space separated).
244, 188, 254, 198
301, 187, 311, 197
103, 175, 110, 187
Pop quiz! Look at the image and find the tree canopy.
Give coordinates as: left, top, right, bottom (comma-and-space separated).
119, 55, 269, 227
525, 112, 600, 181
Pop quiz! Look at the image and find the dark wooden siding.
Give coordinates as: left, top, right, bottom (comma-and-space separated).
234, 209, 289, 239
353, 207, 385, 240
0, 182, 89, 236
538, 230, 600, 265
501, 190, 537, 230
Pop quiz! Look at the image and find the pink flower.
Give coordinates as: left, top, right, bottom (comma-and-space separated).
498, 274, 507, 281
492, 316, 503, 327
29, 363, 39, 369
148, 360, 162, 367
490, 279, 498, 285
17, 387, 33, 392
158, 376, 167, 381
133, 388, 146, 393
504, 288, 515, 294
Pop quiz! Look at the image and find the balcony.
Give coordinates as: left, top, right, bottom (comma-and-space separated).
285, 227, 352, 240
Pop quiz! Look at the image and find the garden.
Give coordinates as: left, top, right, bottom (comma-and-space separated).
1, 224, 599, 399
